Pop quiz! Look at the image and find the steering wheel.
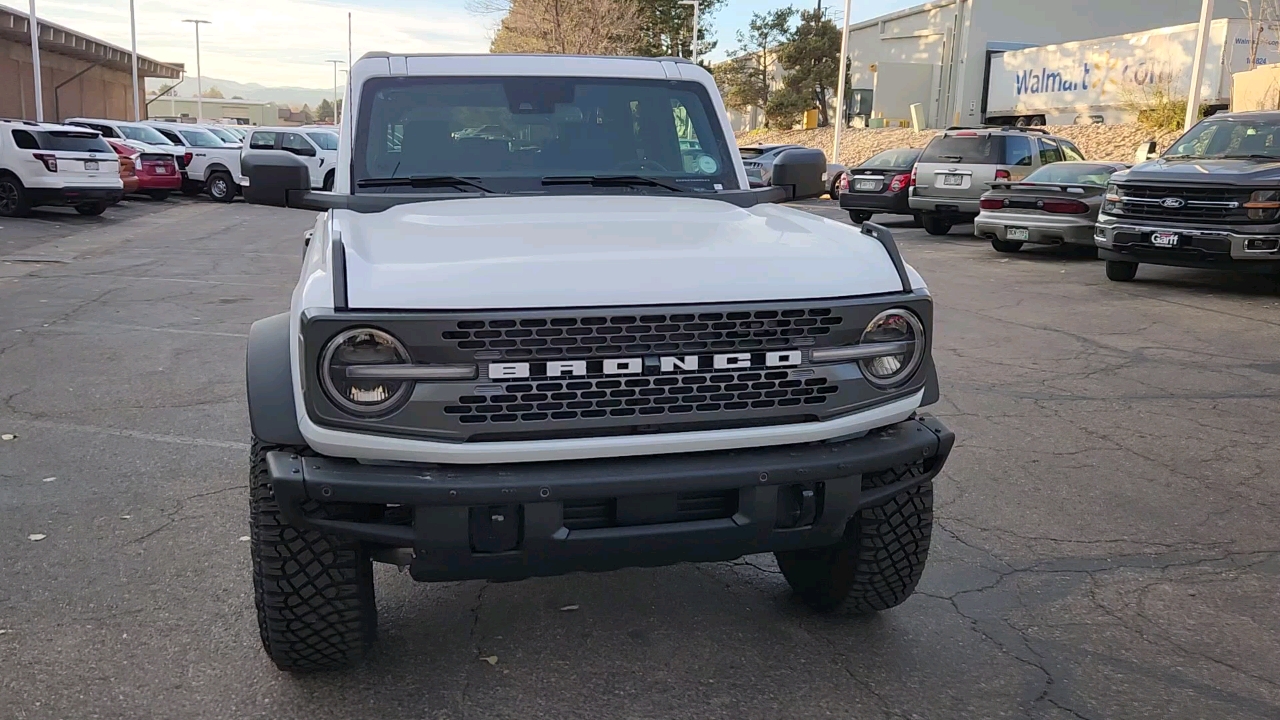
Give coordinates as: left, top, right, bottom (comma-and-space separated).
614, 159, 670, 172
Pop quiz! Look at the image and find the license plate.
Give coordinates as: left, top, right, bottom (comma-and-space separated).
1006, 227, 1030, 241
854, 179, 879, 191
1151, 231, 1180, 247
941, 174, 964, 186
155, 166, 170, 174
84, 161, 99, 171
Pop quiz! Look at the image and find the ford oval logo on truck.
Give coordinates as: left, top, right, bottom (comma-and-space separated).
1160, 197, 1186, 208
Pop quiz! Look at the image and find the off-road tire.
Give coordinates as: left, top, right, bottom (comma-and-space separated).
1105, 260, 1138, 282
147, 190, 171, 201
208, 171, 236, 203
251, 441, 376, 671
848, 210, 873, 224
775, 463, 933, 614
921, 214, 953, 236
75, 202, 108, 216
990, 238, 1023, 253
0, 173, 31, 218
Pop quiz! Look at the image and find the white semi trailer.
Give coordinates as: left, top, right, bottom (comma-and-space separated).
985, 19, 1280, 126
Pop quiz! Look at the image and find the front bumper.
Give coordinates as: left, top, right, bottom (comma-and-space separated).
975, 211, 1097, 246
26, 186, 124, 207
267, 415, 954, 582
839, 189, 912, 214
1095, 217, 1280, 270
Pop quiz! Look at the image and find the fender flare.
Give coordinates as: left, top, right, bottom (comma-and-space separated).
204, 163, 235, 184
247, 312, 305, 446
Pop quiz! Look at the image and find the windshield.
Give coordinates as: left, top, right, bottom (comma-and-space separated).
34, 131, 113, 153
204, 126, 241, 144
307, 131, 339, 151
1165, 118, 1280, 159
354, 76, 737, 193
178, 128, 226, 148
119, 124, 174, 145
1023, 163, 1119, 186
861, 148, 921, 168
920, 134, 1012, 164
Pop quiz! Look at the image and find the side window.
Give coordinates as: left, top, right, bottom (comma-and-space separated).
157, 128, 182, 144
12, 130, 40, 149
94, 124, 120, 138
249, 131, 277, 150
283, 133, 311, 153
1060, 140, 1085, 161
1004, 135, 1034, 166
1039, 139, 1064, 165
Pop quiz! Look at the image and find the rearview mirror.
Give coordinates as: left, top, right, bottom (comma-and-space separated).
241, 150, 310, 207
770, 148, 827, 202
1135, 140, 1159, 164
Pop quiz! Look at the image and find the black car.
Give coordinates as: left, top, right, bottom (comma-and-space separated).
1096, 111, 1280, 281
838, 148, 922, 223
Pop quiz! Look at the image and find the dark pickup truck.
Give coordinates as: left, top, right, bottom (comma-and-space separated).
1095, 112, 1280, 282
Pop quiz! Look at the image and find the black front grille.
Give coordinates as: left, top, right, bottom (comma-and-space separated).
443, 309, 841, 360
562, 490, 738, 531
1118, 185, 1251, 222
446, 370, 836, 425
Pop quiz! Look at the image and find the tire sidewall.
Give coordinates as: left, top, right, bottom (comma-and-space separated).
0, 175, 28, 217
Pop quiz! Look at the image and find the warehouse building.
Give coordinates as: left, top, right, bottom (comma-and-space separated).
147, 97, 283, 127
0, 5, 182, 122
845, 0, 1247, 129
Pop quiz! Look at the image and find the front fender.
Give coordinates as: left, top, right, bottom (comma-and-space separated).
247, 312, 305, 446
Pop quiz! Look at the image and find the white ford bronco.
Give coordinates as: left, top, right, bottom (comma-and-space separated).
240, 53, 954, 672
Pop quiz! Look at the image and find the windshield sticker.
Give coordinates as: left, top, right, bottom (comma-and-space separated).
696, 155, 718, 174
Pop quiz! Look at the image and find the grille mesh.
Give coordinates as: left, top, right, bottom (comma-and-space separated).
442, 309, 842, 360
444, 370, 836, 425
1119, 185, 1251, 222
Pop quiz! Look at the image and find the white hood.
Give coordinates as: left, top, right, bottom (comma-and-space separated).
337, 195, 917, 310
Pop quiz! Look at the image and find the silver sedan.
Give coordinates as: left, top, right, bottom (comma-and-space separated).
975, 161, 1128, 253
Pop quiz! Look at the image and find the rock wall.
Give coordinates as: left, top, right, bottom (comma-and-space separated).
735, 125, 1184, 166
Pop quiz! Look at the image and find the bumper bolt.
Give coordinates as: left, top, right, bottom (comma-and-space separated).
759, 472, 769, 482
320, 485, 332, 498
449, 489, 457, 497
539, 487, 550, 498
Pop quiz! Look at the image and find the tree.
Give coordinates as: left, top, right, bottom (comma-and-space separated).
713, 8, 794, 128
317, 98, 335, 123
1242, 0, 1280, 70
474, 0, 642, 55
631, 0, 724, 61
771, 4, 842, 127
200, 85, 225, 99
300, 104, 313, 124
336, 99, 344, 122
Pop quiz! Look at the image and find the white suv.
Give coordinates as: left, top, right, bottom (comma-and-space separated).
143, 120, 245, 202
242, 126, 339, 190
0, 119, 123, 217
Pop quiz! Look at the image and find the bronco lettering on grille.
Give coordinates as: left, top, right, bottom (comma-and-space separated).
489, 351, 802, 380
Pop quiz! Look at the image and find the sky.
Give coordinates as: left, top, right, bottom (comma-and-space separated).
9, 0, 922, 89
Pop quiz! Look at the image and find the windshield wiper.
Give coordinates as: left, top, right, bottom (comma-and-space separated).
1220, 154, 1280, 160
356, 175, 493, 193
541, 175, 693, 193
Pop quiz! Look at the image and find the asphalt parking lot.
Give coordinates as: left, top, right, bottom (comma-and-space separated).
1, 197, 1278, 719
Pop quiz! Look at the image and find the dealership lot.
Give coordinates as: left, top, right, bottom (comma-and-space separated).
0, 199, 1278, 719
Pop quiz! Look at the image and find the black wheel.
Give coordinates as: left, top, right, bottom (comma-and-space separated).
910, 212, 924, 228
776, 463, 933, 613
323, 171, 335, 191
990, 238, 1023, 253
1029, 115, 1046, 127
208, 171, 236, 203
181, 182, 203, 197
0, 174, 31, 218
1014, 116, 1030, 127
251, 441, 376, 672
75, 202, 108, 216
1105, 260, 1138, 282
829, 172, 844, 198
921, 214, 952, 236
147, 190, 171, 201
848, 210, 873, 224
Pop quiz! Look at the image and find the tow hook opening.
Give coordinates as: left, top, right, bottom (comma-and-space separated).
776, 482, 823, 529
469, 504, 522, 553
1244, 237, 1280, 252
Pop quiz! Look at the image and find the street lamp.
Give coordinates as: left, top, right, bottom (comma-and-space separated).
833, 0, 853, 164
1185, 0, 1215, 130
339, 69, 349, 124
182, 19, 211, 121
28, 0, 44, 121
678, 0, 699, 65
129, 0, 139, 121
326, 60, 345, 124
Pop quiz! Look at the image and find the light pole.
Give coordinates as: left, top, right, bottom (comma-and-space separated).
129, 0, 140, 121
678, 0, 699, 64
28, 0, 44, 121
326, 60, 345, 124
182, 19, 211, 121
1185, 0, 1215, 130
833, 0, 852, 163
339, 69, 349, 124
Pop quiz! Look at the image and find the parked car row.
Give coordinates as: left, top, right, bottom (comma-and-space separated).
836, 114, 1280, 284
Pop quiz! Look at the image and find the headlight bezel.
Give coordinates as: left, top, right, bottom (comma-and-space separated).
857, 308, 927, 389
319, 327, 415, 417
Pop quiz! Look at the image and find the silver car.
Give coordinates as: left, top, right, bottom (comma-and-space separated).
740, 144, 847, 196
975, 161, 1128, 254
909, 127, 1086, 236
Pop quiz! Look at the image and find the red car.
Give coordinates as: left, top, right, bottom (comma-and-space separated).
107, 139, 181, 200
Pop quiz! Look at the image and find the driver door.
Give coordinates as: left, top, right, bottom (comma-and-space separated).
282, 132, 323, 188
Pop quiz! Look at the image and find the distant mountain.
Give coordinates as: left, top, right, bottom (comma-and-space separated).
146, 76, 339, 109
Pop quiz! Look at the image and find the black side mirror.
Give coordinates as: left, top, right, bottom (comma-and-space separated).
770, 148, 828, 202
241, 150, 310, 207
290, 145, 317, 158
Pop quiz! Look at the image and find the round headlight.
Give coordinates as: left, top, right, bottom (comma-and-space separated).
859, 309, 925, 388
320, 328, 413, 416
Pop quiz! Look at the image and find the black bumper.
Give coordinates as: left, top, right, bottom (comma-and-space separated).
267, 415, 954, 582
839, 189, 912, 214
27, 186, 123, 207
